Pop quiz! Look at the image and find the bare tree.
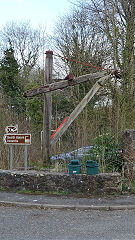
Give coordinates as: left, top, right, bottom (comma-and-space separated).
53, 6, 110, 76
75, 0, 135, 140
0, 21, 46, 78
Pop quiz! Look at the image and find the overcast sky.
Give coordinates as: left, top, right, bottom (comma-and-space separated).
0, 0, 72, 31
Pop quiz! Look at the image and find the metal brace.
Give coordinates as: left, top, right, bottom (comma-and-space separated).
64, 73, 74, 86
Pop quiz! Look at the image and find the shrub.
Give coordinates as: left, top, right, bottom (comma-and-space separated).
92, 133, 123, 172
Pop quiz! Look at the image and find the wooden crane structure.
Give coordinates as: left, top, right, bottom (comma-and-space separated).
24, 51, 115, 166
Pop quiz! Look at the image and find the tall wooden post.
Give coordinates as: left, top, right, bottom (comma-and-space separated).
43, 50, 53, 166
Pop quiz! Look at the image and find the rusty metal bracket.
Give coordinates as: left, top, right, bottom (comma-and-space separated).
64, 73, 74, 86
111, 70, 121, 79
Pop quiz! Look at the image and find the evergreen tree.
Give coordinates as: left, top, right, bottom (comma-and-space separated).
0, 47, 25, 113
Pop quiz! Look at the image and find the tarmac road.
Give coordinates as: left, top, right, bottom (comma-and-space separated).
0, 206, 135, 240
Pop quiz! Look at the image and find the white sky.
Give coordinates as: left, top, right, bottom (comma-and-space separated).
0, 0, 72, 31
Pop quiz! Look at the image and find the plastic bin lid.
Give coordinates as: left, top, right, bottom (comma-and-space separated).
70, 159, 80, 165
86, 160, 96, 164
86, 160, 99, 167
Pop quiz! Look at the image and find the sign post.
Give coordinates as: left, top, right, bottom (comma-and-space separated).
10, 145, 13, 171
24, 145, 28, 171
3, 129, 31, 171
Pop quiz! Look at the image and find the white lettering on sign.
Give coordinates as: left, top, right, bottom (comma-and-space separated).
7, 136, 15, 139
16, 136, 24, 139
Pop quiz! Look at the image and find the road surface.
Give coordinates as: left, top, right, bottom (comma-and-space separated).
0, 206, 135, 240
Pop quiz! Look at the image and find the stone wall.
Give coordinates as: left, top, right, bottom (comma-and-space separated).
123, 129, 135, 154
122, 129, 135, 178
0, 170, 121, 196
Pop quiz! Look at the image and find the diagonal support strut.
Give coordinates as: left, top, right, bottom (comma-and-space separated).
50, 73, 112, 146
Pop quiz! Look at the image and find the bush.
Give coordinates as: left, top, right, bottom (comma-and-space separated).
92, 133, 123, 172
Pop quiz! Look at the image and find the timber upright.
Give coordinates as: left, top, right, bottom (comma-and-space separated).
43, 51, 53, 166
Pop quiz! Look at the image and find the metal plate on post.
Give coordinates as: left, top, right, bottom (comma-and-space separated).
3, 134, 31, 145
5, 125, 18, 134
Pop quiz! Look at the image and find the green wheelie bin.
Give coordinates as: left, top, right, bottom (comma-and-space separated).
86, 160, 99, 175
68, 159, 81, 174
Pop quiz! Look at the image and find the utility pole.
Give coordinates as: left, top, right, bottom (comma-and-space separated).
43, 51, 53, 166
